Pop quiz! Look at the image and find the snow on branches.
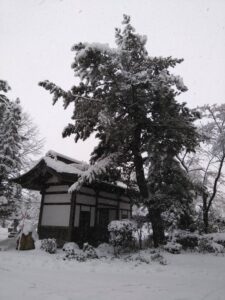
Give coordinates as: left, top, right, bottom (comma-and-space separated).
68, 153, 119, 192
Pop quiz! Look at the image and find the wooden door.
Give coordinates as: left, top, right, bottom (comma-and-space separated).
98, 208, 109, 241
79, 211, 90, 243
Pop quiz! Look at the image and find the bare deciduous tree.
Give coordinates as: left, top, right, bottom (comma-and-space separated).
178, 104, 225, 233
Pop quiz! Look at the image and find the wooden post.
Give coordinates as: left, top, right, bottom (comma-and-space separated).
94, 189, 99, 226
129, 195, 132, 219
68, 192, 76, 241
117, 192, 120, 220
38, 189, 45, 232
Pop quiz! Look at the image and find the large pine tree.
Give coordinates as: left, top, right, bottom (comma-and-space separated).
0, 80, 22, 222
40, 15, 199, 246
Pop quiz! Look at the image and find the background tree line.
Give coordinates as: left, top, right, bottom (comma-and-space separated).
0, 80, 43, 227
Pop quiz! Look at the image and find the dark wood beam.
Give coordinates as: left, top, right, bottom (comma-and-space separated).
38, 189, 45, 230
68, 192, 76, 241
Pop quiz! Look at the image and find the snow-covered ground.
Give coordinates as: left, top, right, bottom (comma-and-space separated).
0, 245, 225, 300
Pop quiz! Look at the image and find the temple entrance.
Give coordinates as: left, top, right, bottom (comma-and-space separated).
98, 208, 109, 241
79, 211, 90, 243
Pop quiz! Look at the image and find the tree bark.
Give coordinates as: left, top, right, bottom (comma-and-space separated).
202, 154, 225, 233
130, 84, 165, 247
132, 126, 149, 199
131, 126, 165, 247
202, 192, 209, 233
203, 210, 209, 234
149, 208, 165, 247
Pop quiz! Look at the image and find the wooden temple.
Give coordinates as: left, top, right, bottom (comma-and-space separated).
13, 151, 132, 246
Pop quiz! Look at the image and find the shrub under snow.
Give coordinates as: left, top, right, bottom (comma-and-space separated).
96, 243, 114, 257
172, 230, 199, 250
63, 247, 86, 261
62, 242, 80, 252
62, 242, 98, 261
83, 243, 98, 259
206, 233, 225, 248
150, 252, 167, 265
40, 238, 57, 254
198, 238, 224, 254
171, 230, 225, 254
164, 241, 182, 254
108, 220, 137, 254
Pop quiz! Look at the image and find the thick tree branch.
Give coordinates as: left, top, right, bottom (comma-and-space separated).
206, 153, 225, 212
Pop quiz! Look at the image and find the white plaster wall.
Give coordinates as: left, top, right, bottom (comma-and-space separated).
46, 185, 69, 192
76, 193, 96, 205
41, 205, 70, 226
44, 194, 71, 203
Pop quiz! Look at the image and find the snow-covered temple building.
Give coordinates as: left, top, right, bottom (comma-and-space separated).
14, 151, 132, 246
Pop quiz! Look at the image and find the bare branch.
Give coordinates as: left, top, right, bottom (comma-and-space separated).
207, 153, 225, 212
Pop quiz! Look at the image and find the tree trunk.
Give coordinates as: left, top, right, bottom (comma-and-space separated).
138, 230, 142, 249
131, 124, 165, 247
132, 127, 149, 199
203, 209, 209, 234
149, 208, 165, 247
202, 192, 209, 233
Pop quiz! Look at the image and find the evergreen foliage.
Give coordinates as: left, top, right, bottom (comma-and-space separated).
40, 238, 57, 254
108, 219, 137, 254
0, 81, 22, 222
40, 15, 199, 246
0, 80, 43, 225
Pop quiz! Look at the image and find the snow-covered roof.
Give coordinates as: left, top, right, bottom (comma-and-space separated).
43, 157, 83, 175
12, 151, 89, 190
43, 151, 89, 175
46, 150, 85, 165
13, 151, 133, 194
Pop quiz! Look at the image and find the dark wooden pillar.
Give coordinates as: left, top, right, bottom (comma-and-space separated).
129, 195, 132, 218
116, 192, 121, 220
94, 189, 99, 226
38, 188, 45, 232
68, 192, 76, 242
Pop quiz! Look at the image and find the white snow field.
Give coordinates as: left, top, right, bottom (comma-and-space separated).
0, 247, 225, 300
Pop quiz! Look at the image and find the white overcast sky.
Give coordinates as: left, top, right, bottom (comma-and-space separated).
0, 0, 225, 162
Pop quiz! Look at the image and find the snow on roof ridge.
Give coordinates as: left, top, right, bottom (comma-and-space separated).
43, 156, 84, 175
46, 150, 87, 165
